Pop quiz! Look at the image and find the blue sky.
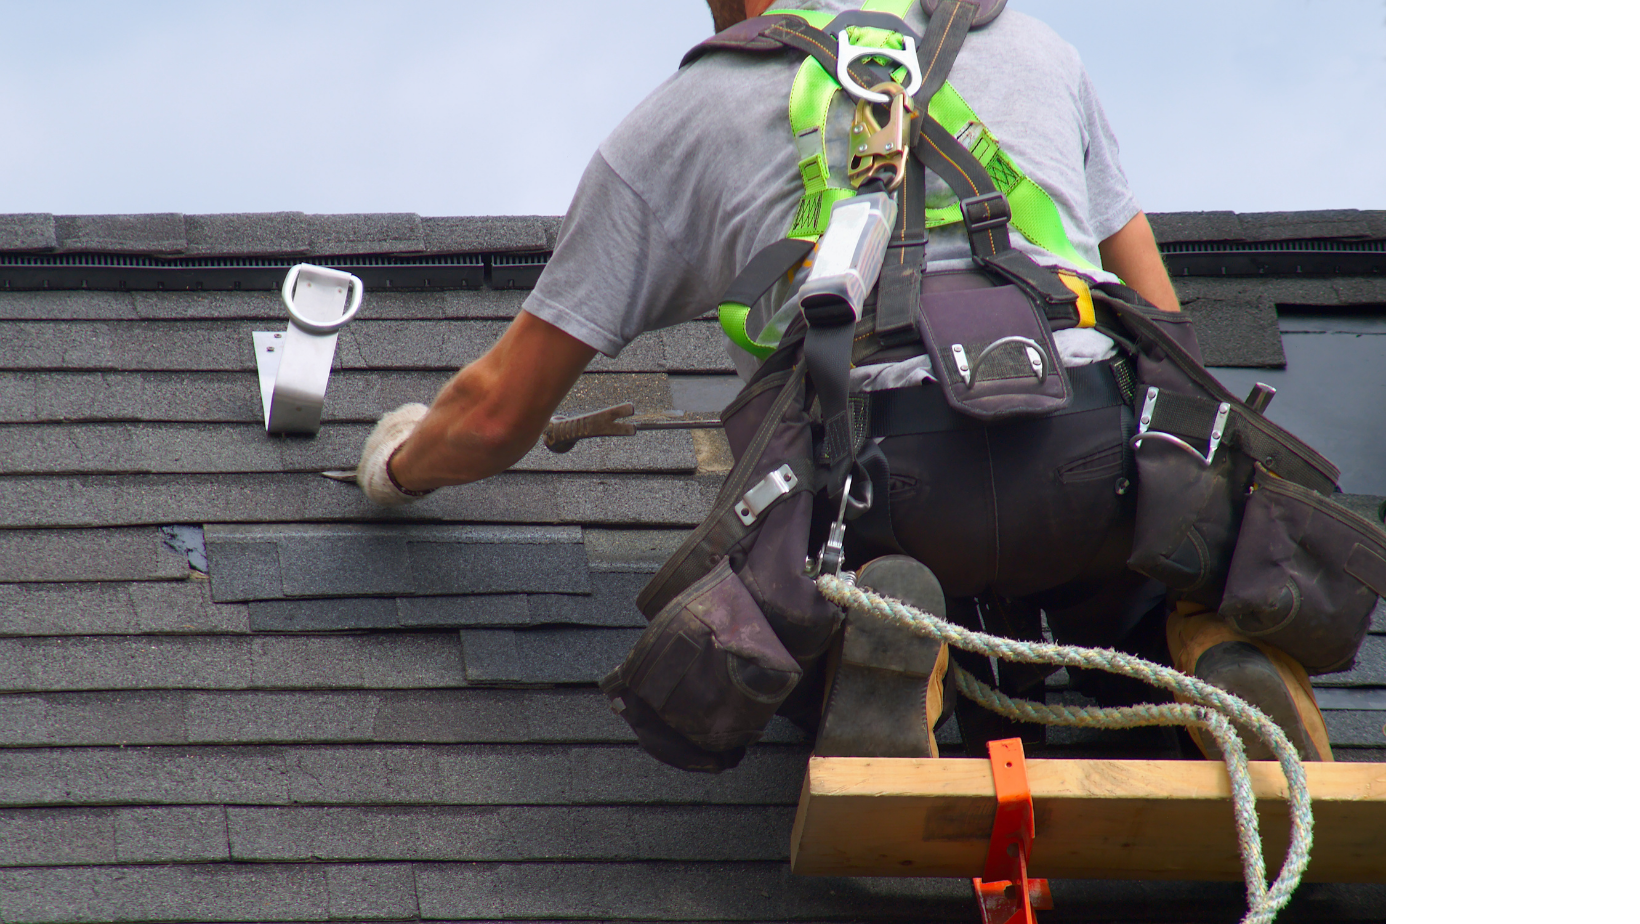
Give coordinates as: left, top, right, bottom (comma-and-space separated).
1, 0, 1384, 216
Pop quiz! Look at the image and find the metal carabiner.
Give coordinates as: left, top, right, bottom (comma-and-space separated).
848, 83, 914, 189
836, 29, 922, 103
816, 472, 873, 576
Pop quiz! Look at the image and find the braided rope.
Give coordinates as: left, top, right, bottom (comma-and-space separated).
816, 573, 1313, 924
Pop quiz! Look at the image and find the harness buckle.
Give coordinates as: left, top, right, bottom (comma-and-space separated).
960, 191, 1011, 233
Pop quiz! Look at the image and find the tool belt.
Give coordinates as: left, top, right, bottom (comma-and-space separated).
601, 0, 1384, 772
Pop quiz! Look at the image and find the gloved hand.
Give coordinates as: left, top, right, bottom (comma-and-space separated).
357, 403, 432, 505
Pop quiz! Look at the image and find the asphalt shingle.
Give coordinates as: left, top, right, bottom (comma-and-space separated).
413, 861, 1386, 922
203, 523, 587, 602
1182, 298, 1286, 367
0, 743, 810, 806
0, 633, 469, 693
0, 582, 248, 636
305, 213, 425, 256
0, 472, 722, 529
460, 627, 642, 684
0, 423, 696, 475
51, 214, 187, 255
1311, 634, 1386, 687
0, 213, 56, 252
224, 804, 793, 862
185, 212, 312, 257
0, 370, 674, 424
248, 575, 651, 632
0, 528, 188, 582
422, 215, 557, 254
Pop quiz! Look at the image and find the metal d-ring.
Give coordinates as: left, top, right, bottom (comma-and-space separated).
1130, 431, 1211, 466
971, 335, 1047, 383
281, 263, 364, 334
835, 29, 922, 103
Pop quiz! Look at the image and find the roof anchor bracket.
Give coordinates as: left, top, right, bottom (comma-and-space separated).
972, 738, 1053, 924
254, 264, 364, 435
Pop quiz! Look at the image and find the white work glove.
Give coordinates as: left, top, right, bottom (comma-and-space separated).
357, 403, 432, 506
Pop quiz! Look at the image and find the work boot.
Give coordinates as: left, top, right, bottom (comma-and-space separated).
1168, 607, 1334, 762
813, 556, 949, 758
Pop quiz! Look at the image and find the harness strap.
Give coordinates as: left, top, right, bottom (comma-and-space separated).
717, 238, 816, 358
873, 0, 981, 348
913, 117, 1079, 315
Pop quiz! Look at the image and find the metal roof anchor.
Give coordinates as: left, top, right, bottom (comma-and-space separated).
254, 263, 364, 435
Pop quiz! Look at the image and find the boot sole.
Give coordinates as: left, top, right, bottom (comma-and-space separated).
814, 556, 948, 758
1192, 641, 1322, 762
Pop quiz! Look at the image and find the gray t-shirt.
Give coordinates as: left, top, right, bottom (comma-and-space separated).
523, 0, 1139, 378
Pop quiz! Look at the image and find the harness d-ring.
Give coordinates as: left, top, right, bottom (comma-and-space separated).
836, 29, 922, 103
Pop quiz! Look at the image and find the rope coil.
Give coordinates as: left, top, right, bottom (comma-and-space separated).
815, 573, 1314, 924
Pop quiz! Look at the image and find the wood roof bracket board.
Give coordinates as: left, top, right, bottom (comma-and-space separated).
255, 264, 363, 434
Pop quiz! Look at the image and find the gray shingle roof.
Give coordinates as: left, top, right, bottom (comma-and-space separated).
0, 209, 1385, 922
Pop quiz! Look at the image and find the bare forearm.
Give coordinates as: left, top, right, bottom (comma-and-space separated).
1098, 211, 1180, 313
389, 312, 596, 492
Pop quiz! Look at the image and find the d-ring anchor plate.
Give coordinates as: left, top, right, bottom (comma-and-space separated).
255, 263, 364, 434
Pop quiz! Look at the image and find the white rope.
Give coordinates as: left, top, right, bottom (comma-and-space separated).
815, 573, 1313, 924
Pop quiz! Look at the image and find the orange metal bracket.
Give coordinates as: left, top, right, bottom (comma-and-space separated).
972, 738, 1053, 924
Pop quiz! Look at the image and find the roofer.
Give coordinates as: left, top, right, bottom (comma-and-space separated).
354, 0, 1379, 771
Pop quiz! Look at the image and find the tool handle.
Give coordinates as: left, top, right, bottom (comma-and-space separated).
542, 403, 638, 453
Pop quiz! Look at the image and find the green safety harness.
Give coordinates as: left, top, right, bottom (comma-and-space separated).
689, 0, 1105, 362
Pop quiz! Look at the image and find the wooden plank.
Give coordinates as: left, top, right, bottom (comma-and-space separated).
790, 757, 1385, 882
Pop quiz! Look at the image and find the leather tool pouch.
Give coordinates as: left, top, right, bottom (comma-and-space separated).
1220, 465, 1386, 674
1085, 282, 1378, 673
606, 347, 844, 772
916, 274, 1071, 421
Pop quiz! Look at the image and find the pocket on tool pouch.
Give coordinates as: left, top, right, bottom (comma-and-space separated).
602, 558, 802, 771
1126, 434, 1246, 606
1220, 466, 1386, 675
917, 279, 1071, 422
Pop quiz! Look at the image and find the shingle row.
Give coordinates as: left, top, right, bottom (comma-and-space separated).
0, 423, 696, 475
0, 582, 246, 636
0, 472, 722, 529
0, 804, 797, 866
0, 213, 560, 257
0, 288, 525, 322
202, 524, 588, 602
0, 633, 471, 693
2, 319, 732, 373
0, 860, 1385, 923
2, 211, 1382, 257
0, 370, 675, 424
460, 627, 644, 684
0, 743, 810, 806
1149, 209, 1386, 243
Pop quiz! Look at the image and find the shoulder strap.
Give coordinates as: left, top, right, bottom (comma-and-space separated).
921, 0, 1008, 26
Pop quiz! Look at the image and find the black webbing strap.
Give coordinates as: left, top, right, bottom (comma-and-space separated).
804, 322, 857, 495
873, 0, 980, 348
914, 118, 1077, 312
720, 238, 814, 308
874, 164, 926, 348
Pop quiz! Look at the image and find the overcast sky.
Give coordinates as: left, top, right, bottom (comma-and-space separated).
2, 0, 1384, 217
